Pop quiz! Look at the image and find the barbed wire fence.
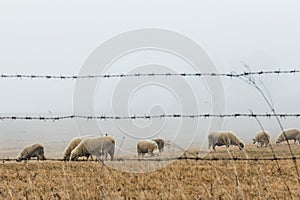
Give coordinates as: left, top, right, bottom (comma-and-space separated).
0, 69, 299, 158
1, 68, 300, 197
1, 68, 299, 163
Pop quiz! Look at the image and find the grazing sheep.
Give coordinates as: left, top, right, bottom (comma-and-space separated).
63, 136, 94, 161
16, 144, 45, 162
253, 131, 270, 147
152, 138, 164, 153
208, 131, 244, 151
137, 140, 160, 157
276, 128, 300, 144
70, 136, 115, 161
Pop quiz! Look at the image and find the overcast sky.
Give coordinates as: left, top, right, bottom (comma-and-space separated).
0, 0, 300, 157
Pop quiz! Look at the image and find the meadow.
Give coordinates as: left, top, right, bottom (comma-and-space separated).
1, 144, 300, 199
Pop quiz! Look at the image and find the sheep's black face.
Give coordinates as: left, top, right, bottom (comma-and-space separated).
252, 139, 256, 144
70, 156, 78, 161
239, 143, 244, 149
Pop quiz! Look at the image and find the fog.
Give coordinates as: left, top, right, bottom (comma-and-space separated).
0, 0, 300, 158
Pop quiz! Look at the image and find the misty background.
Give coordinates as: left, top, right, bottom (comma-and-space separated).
0, 0, 300, 158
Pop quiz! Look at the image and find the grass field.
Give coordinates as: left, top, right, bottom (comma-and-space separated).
1, 144, 300, 199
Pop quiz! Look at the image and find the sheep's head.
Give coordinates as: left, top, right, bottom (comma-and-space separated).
275, 136, 284, 145
70, 157, 77, 161
16, 153, 25, 162
275, 139, 281, 145
239, 143, 244, 150
252, 139, 256, 144
63, 155, 69, 161
152, 148, 160, 156
70, 152, 78, 161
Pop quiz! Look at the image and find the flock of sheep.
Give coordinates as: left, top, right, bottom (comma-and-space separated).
15, 128, 300, 162
208, 128, 300, 151
15, 135, 165, 162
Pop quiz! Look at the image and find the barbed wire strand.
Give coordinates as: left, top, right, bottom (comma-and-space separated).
0, 113, 299, 121
1, 157, 300, 162
0, 69, 299, 80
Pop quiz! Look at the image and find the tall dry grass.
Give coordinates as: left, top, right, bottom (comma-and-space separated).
1, 144, 300, 199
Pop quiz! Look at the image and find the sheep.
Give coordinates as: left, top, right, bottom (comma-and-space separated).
70, 136, 115, 161
152, 138, 164, 153
16, 144, 45, 162
208, 131, 244, 151
137, 140, 160, 157
63, 136, 94, 161
276, 128, 300, 144
253, 130, 270, 147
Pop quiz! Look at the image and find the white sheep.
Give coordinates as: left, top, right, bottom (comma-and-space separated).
253, 130, 270, 147
208, 131, 244, 151
152, 138, 164, 153
276, 128, 300, 144
63, 136, 94, 161
70, 136, 115, 161
16, 144, 45, 162
137, 140, 160, 157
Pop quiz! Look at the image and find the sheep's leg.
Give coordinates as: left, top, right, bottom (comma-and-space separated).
109, 152, 114, 161
138, 152, 144, 158
256, 142, 261, 148
38, 155, 43, 161
37, 154, 44, 161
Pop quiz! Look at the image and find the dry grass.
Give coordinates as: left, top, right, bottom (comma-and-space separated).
1, 144, 300, 199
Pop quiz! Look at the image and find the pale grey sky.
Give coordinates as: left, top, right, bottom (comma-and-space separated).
0, 0, 299, 157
